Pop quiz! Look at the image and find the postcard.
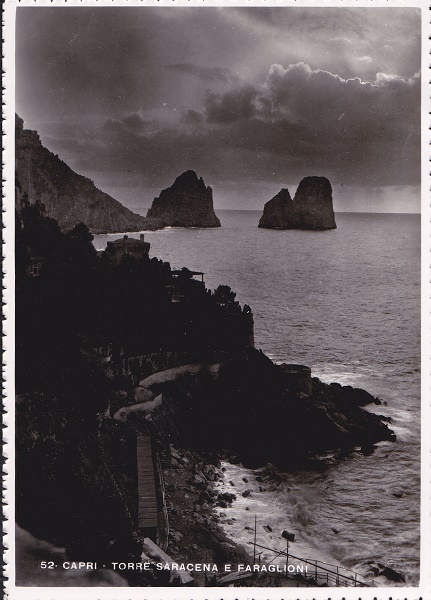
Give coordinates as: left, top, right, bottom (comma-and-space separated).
3, 1, 430, 599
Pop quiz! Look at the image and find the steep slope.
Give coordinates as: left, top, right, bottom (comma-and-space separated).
15, 114, 152, 233
147, 170, 221, 227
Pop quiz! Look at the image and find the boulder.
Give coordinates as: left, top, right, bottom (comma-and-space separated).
281, 530, 295, 542
293, 176, 336, 230
190, 474, 207, 489
147, 170, 221, 228
258, 189, 295, 229
218, 492, 236, 503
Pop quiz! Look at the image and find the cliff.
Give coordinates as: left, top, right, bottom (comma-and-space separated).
293, 176, 337, 230
147, 170, 221, 228
258, 177, 337, 230
258, 188, 295, 229
15, 114, 154, 234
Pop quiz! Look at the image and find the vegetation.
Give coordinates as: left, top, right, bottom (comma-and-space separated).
15, 200, 252, 564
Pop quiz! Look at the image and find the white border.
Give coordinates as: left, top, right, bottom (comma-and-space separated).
3, 1, 430, 599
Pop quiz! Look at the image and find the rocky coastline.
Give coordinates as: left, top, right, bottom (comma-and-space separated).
15, 201, 397, 587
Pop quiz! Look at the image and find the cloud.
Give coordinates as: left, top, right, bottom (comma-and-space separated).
353, 56, 373, 63
165, 63, 238, 85
205, 85, 259, 123
329, 37, 352, 44
56, 60, 419, 203
16, 7, 421, 211
181, 109, 205, 126
103, 113, 153, 135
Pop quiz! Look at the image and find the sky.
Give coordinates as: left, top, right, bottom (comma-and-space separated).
16, 6, 421, 213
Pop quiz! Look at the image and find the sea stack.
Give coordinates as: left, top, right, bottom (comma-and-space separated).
147, 170, 221, 228
258, 188, 295, 229
293, 176, 337, 230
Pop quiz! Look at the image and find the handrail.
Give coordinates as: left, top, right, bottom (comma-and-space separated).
155, 451, 169, 551
252, 542, 368, 587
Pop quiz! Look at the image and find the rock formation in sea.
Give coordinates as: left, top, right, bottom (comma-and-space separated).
258, 188, 295, 229
15, 114, 153, 233
258, 176, 337, 230
147, 170, 221, 228
293, 176, 337, 230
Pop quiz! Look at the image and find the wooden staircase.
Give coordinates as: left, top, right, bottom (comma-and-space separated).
136, 433, 158, 538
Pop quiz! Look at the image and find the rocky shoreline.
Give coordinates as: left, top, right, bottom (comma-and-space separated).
162, 447, 250, 585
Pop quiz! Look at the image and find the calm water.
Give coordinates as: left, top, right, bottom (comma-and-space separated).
94, 211, 421, 585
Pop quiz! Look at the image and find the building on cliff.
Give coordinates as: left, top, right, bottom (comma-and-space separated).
104, 235, 151, 265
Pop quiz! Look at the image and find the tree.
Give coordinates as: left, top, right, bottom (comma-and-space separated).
213, 285, 236, 307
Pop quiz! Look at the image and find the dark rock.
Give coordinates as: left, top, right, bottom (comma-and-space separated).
190, 474, 207, 489
263, 525, 272, 533
242, 489, 252, 498
169, 531, 183, 542
380, 566, 405, 583
217, 500, 228, 509
144, 349, 396, 475
392, 491, 403, 498
147, 170, 221, 228
199, 491, 214, 504
293, 176, 336, 230
360, 444, 377, 456
258, 189, 295, 229
203, 464, 218, 481
331, 527, 340, 534
255, 476, 263, 482
218, 492, 236, 503
242, 477, 249, 483
281, 530, 295, 542
342, 385, 382, 407
15, 114, 153, 234
370, 562, 406, 583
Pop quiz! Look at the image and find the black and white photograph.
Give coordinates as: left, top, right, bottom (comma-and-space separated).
4, 1, 428, 596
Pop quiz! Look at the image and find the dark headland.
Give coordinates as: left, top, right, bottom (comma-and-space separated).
258, 176, 337, 230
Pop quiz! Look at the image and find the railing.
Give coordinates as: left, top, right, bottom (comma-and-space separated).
155, 450, 169, 551
251, 541, 369, 587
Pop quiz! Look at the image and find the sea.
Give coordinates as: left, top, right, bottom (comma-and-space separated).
94, 210, 421, 586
